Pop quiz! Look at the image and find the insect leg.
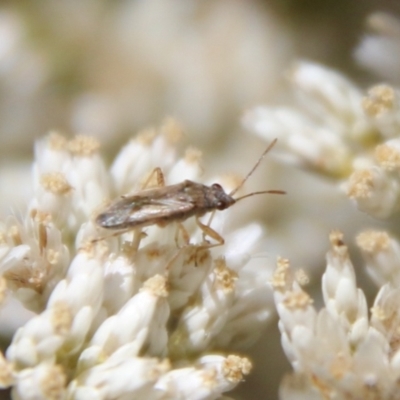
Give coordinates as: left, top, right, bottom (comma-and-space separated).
141, 167, 166, 189
202, 210, 217, 242
121, 167, 166, 200
91, 227, 146, 253
195, 216, 225, 249
164, 246, 186, 274
121, 228, 147, 255
175, 222, 191, 248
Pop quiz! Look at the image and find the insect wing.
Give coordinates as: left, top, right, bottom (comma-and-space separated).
96, 192, 195, 230
127, 196, 196, 227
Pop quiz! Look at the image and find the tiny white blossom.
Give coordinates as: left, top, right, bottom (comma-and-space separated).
12, 362, 66, 400
155, 354, 252, 400
357, 230, 400, 286
362, 85, 400, 137
0, 213, 69, 312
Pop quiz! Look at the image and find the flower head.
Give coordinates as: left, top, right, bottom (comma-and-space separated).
244, 54, 400, 222
276, 230, 400, 400
0, 121, 277, 399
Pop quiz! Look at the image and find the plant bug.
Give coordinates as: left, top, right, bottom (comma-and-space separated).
95, 139, 285, 247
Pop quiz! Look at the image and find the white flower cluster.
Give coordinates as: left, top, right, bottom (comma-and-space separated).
272, 230, 400, 400
0, 120, 276, 399
243, 12, 400, 398
243, 58, 400, 220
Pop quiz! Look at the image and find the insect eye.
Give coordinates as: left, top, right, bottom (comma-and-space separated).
217, 201, 225, 210
212, 183, 222, 190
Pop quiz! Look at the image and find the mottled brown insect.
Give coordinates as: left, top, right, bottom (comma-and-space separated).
95, 139, 284, 246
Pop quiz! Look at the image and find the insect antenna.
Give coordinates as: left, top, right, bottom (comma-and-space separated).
229, 138, 278, 197
203, 139, 284, 239
234, 189, 285, 203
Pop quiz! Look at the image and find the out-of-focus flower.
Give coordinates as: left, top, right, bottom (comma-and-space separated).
243, 60, 400, 222
0, 0, 291, 156
0, 121, 279, 399
355, 12, 400, 84
243, 60, 376, 180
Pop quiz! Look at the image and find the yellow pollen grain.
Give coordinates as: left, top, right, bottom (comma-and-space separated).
31, 209, 52, 224
201, 369, 217, 388
295, 269, 309, 286
283, 290, 313, 310
160, 117, 185, 143
375, 144, 400, 171
222, 355, 252, 383
214, 259, 237, 294
142, 274, 169, 297
40, 172, 72, 195
356, 230, 390, 253
347, 169, 374, 199
362, 84, 396, 117
187, 248, 211, 266
29, 268, 46, 292
271, 257, 291, 290
51, 302, 73, 335
329, 353, 351, 379
184, 146, 202, 165
214, 258, 226, 269
370, 306, 387, 321
47, 132, 68, 151
47, 249, 60, 265
51, 301, 73, 335
79, 240, 95, 255
80, 240, 109, 261
68, 135, 100, 156
40, 364, 66, 400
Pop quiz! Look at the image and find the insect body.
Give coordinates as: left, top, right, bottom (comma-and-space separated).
96, 181, 235, 230
95, 139, 284, 245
